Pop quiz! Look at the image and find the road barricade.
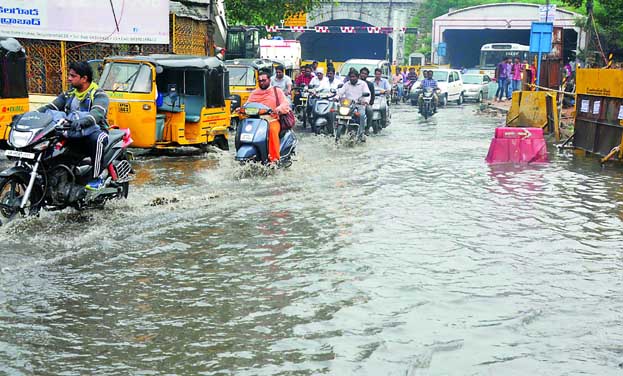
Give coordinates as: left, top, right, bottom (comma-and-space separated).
486, 127, 548, 164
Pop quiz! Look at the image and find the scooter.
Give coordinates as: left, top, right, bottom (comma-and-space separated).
369, 90, 388, 133
235, 103, 297, 167
310, 89, 337, 135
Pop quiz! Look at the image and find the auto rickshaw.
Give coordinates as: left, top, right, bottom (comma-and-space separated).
225, 58, 274, 128
0, 37, 29, 142
99, 54, 230, 150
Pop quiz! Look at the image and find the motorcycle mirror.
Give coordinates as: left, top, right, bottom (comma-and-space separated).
337, 84, 344, 89
330, 89, 337, 93
362, 93, 370, 97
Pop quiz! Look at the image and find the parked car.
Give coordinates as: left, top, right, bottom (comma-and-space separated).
409, 68, 465, 106
462, 73, 491, 102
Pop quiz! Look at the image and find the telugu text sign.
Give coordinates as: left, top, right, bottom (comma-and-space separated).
0, 0, 169, 44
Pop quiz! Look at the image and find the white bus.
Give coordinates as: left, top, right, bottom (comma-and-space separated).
478, 43, 531, 77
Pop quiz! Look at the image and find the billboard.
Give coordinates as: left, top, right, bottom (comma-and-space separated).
0, 0, 169, 44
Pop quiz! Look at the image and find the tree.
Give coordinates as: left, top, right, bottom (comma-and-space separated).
225, 0, 331, 25
561, 0, 623, 58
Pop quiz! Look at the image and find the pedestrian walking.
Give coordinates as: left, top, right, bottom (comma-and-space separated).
495, 57, 511, 101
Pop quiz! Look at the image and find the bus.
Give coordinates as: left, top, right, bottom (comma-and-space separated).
478, 43, 530, 77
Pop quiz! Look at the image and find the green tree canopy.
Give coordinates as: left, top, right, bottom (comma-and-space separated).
226, 0, 331, 25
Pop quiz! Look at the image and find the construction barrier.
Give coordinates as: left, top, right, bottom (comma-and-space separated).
506, 91, 560, 141
573, 68, 623, 162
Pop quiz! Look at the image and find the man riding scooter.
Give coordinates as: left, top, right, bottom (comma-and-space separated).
244, 71, 291, 163
337, 69, 371, 142
372, 68, 391, 129
419, 70, 439, 113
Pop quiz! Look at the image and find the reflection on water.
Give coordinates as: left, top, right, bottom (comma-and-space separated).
1, 105, 623, 375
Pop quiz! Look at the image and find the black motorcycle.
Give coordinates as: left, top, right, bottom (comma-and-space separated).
418, 88, 437, 120
0, 111, 133, 224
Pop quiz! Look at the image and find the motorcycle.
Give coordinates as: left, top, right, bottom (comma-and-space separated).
391, 83, 401, 105
310, 89, 337, 135
403, 80, 417, 103
419, 88, 436, 120
0, 111, 133, 225
235, 103, 297, 168
293, 86, 309, 128
334, 94, 369, 143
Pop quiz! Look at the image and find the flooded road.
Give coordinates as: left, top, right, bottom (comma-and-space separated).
1, 104, 623, 375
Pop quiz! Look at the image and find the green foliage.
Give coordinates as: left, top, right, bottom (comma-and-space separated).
565, 0, 623, 56
226, 0, 331, 25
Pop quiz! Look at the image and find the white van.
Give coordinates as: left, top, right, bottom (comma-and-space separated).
339, 59, 391, 79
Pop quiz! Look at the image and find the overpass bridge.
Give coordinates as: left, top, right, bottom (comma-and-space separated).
300, 0, 421, 63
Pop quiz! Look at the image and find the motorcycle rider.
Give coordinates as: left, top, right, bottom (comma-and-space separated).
419, 70, 439, 113
372, 68, 391, 128
271, 64, 292, 100
404, 67, 419, 100
392, 67, 404, 101
337, 69, 371, 142
358, 67, 376, 135
245, 71, 291, 163
323, 67, 341, 91
38, 61, 110, 190
294, 64, 314, 110
308, 67, 328, 122
309, 67, 328, 88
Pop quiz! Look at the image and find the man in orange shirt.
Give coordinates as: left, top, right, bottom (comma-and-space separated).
246, 71, 291, 162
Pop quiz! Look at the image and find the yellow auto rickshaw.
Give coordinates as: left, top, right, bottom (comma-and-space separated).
225, 58, 274, 128
0, 37, 29, 142
99, 54, 230, 150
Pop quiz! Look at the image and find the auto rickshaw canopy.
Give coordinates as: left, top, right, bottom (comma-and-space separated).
101, 54, 228, 108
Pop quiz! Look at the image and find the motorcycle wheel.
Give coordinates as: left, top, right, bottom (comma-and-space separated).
0, 176, 34, 225
372, 120, 381, 134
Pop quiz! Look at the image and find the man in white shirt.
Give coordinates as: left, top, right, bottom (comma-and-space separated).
270, 64, 292, 100
309, 67, 328, 88
372, 68, 391, 129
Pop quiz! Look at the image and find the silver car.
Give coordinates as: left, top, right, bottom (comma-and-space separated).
462, 74, 491, 102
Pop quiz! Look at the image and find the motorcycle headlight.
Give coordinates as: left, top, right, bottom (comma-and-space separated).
338, 106, 350, 116
9, 130, 34, 148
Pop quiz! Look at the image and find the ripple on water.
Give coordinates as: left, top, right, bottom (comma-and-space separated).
1, 106, 623, 374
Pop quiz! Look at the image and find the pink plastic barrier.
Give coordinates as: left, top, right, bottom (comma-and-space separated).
485, 127, 548, 164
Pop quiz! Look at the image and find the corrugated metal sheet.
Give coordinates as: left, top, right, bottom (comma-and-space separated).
170, 1, 225, 22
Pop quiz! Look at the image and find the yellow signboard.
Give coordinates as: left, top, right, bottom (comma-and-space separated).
576, 68, 623, 98
284, 12, 306, 27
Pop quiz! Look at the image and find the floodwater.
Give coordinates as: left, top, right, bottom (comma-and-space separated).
1, 104, 622, 375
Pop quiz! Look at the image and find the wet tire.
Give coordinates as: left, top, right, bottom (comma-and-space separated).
440, 94, 448, 107
214, 136, 229, 151
456, 93, 464, 105
478, 92, 483, 103
0, 176, 30, 225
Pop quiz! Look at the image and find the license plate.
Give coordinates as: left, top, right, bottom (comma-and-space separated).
5, 150, 35, 160
240, 133, 253, 142
336, 115, 351, 120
